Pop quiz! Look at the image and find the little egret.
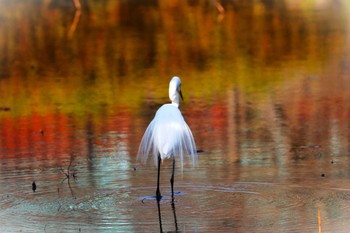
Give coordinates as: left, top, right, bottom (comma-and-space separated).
138, 76, 197, 202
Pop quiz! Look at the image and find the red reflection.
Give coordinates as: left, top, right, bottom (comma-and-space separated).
0, 108, 135, 160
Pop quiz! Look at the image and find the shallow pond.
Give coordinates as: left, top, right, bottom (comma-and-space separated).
1, 0, 350, 232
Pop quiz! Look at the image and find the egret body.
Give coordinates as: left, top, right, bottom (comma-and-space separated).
138, 76, 197, 202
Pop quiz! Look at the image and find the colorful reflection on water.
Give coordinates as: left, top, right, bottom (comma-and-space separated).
1, 0, 350, 232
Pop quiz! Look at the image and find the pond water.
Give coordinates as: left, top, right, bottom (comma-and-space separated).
1, 0, 350, 232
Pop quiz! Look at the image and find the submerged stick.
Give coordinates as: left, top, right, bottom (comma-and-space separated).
58, 154, 77, 197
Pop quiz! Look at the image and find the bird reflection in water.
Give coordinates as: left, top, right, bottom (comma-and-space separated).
157, 200, 178, 233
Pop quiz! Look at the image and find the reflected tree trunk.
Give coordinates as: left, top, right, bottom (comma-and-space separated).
68, 0, 81, 38
73, 0, 81, 10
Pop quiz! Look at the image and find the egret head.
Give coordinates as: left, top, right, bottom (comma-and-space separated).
169, 76, 183, 107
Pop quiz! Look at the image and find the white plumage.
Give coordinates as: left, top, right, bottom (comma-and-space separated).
138, 76, 197, 166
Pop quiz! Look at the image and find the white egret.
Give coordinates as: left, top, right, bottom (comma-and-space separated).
138, 76, 197, 202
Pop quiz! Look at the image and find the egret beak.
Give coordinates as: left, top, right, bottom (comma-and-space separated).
179, 89, 184, 101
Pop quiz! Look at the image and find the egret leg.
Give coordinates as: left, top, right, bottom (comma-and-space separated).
170, 158, 175, 202
156, 154, 162, 202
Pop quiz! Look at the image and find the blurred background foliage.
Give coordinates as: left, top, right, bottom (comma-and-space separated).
0, 0, 349, 117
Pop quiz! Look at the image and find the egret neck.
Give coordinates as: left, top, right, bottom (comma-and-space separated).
169, 76, 182, 107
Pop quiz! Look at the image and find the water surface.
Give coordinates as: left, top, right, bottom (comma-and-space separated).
1, 0, 350, 232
